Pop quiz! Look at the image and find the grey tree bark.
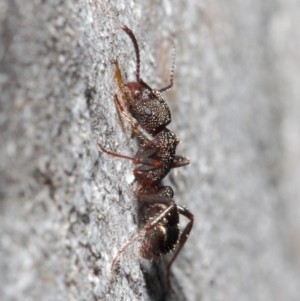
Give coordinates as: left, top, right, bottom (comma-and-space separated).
1, 0, 300, 301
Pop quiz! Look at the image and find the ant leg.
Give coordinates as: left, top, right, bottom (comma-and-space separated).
97, 142, 137, 162
135, 145, 158, 158
166, 205, 194, 282
114, 95, 159, 146
171, 155, 190, 168
135, 146, 164, 168
110, 232, 142, 274
110, 200, 176, 272
98, 142, 163, 167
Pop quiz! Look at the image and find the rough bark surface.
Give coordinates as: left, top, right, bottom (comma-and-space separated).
1, 1, 300, 301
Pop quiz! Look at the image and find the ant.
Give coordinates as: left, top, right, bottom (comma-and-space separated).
98, 25, 194, 284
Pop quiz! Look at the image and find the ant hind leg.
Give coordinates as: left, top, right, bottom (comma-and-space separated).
110, 200, 176, 273
166, 205, 194, 285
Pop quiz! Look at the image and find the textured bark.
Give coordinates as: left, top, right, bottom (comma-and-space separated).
1, 1, 300, 301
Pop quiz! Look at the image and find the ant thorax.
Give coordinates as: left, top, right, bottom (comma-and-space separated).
134, 129, 178, 185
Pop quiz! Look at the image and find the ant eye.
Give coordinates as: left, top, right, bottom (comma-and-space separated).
144, 108, 152, 116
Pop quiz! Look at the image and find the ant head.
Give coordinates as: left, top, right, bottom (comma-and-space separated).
121, 25, 173, 135
139, 203, 179, 260
124, 82, 172, 135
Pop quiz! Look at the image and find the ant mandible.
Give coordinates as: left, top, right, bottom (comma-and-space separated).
98, 25, 194, 284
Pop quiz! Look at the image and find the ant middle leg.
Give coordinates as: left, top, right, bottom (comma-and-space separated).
97, 142, 163, 168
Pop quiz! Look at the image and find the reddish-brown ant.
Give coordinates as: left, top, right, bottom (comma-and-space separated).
98, 25, 194, 284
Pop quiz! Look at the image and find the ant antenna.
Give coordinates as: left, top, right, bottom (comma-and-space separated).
121, 25, 141, 82
159, 38, 176, 93
121, 25, 176, 93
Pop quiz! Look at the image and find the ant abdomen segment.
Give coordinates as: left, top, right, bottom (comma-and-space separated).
110, 184, 193, 278
138, 186, 179, 260
140, 203, 180, 260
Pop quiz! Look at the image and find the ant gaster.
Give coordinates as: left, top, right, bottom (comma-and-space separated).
98, 25, 194, 283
